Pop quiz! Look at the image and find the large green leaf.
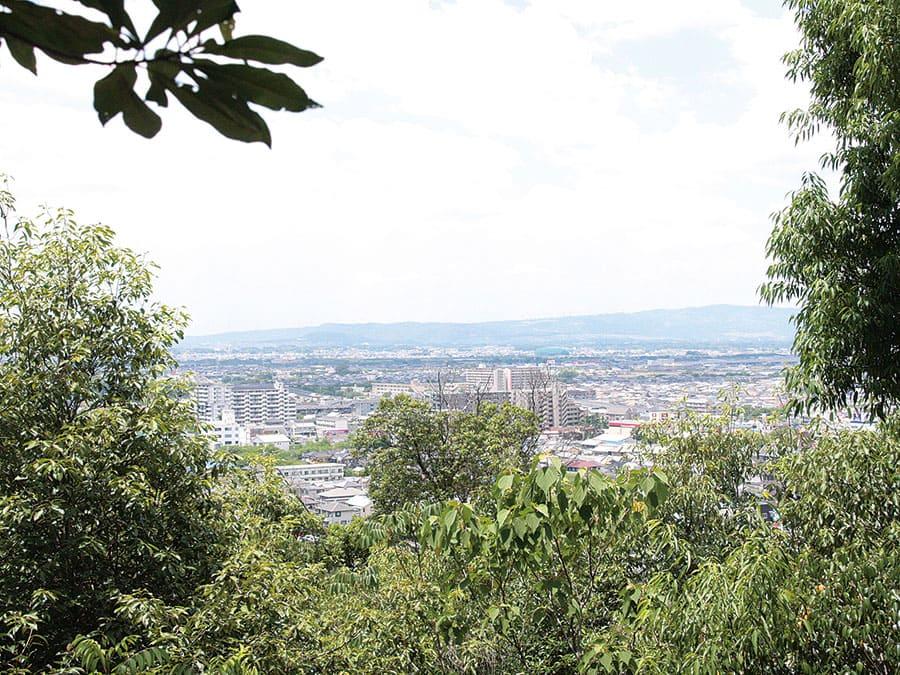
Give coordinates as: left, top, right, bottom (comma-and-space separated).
4, 34, 36, 73
93, 64, 161, 138
0, 0, 123, 61
535, 466, 558, 495
145, 0, 239, 43
192, 61, 316, 112
204, 35, 323, 67
93, 63, 137, 124
73, 0, 138, 41
169, 82, 271, 146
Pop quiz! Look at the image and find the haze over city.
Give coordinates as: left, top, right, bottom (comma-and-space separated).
3, 0, 822, 335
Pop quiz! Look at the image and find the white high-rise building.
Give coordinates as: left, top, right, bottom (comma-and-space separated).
230, 381, 296, 426
191, 375, 232, 422
512, 384, 577, 429
189, 377, 297, 427
464, 366, 549, 392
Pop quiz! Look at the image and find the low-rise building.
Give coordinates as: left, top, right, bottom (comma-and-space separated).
311, 500, 360, 525
285, 420, 317, 442
344, 494, 373, 517
210, 409, 248, 448
317, 486, 365, 502
316, 413, 351, 441
250, 432, 291, 451
371, 382, 416, 397
277, 463, 345, 484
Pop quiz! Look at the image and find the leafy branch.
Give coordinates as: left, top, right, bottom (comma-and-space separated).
0, 1, 323, 144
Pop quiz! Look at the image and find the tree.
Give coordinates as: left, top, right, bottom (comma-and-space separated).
582, 413, 609, 435
420, 462, 672, 673
352, 395, 540, 513
602, 416, 900, 674
392, 408, 898, 674
761, 0, 900, 419
0, 1, 322, 145
62, 461, 329, 674
0, 176, 224, 669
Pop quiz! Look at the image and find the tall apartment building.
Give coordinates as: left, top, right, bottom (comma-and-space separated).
191, 375, 232, 422
460, 366, 580, 429
230, 382, 296, 426
464, 366, 549, 392
512, 384, 579, 429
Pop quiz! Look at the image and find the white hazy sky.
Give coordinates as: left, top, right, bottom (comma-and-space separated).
2, 0, 823, 335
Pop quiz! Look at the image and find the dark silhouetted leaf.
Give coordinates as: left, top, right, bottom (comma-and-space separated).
204, 35, 323, 67
145, 80, 168, 107
145, 0, 239, 43
192, 61, 316, 112
121, 96, 162, 138
93, 63, 137, 124
145, 59, 180, 108
219, 18, 235, 42
169, 83, 271, 146
92, 63, 160, 137
0, 0, 124, 61
73, 0, 138, 41
5, 34, 36, 74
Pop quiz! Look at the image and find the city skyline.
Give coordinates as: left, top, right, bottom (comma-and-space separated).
3, 0, 824, 334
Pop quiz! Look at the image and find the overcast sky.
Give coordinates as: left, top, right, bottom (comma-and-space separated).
3, 0, 823, 335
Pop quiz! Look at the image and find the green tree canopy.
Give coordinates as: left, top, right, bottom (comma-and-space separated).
353, 395, 540, 513
0, 1, 322, 145
0, 176, 223, 668
761, 0, 900, 419
407, 411, 899, 674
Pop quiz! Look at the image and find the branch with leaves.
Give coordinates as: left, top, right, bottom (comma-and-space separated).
0, 1, 323, 145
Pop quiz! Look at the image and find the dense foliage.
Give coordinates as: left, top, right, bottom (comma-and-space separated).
0, 179, 223, 669
353, 395, 540, 513
0, 1, 321, 144
29, 411, 897, 674
761, 0, 900, 419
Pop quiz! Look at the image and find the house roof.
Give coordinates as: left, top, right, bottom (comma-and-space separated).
314, 500, 357, 513
254, 433, 290, 443
318, 487, 364, 500
565, 458, 603, 470
345, 494, 372, 508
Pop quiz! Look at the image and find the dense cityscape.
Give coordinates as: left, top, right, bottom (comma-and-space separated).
179, 340, 812, 524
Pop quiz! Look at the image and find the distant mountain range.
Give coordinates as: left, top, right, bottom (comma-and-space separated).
177, 305, 797, 351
